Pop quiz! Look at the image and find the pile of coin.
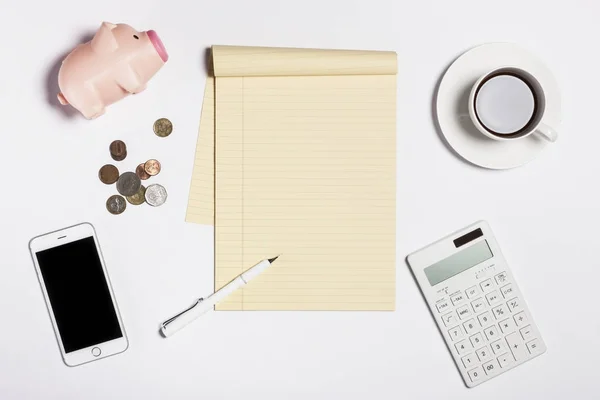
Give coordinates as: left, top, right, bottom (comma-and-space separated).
99, 118, 172, 215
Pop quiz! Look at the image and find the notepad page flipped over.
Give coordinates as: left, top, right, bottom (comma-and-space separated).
186, 76, 215, 225
212, 46, 397, 310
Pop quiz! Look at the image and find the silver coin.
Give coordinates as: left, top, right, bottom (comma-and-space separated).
106, 195, 127, 215
116, 172, 141, 197
145, 184, 168, 207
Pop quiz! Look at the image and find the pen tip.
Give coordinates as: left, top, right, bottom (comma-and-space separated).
268, 255, 280, 263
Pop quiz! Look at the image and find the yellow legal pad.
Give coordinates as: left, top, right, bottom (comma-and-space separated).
186, 46, 397, 310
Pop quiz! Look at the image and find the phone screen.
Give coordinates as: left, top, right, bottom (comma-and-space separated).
36, 236, 123, 353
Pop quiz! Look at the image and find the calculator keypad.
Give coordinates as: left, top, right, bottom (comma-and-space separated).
456, 305, 472, 320
498, 318, 516, 334
497, 352, 514, 368
462, 354, 476, 369
471, 298, 486, 313
463, 319, 477, 334
490, 339, 507, 355
513, 311, 528, 327
500, 284, 514, 298
485, 290, 501, 306
469, 333, 484, 348
480, 279, 494, 292
435, 271, 545, 387
466, 286, 479, 299
436, 299, 451, 313
455, 339, 473, 355
477, 311, 492, 327
450, 292, 466, 306
492, 304, 509, 320
441, 312, 457, 327
448, 326, 463, 341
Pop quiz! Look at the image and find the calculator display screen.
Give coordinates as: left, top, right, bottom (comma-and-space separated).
424, 240, 493, 286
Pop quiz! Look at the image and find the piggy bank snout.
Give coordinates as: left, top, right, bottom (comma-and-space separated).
146, 30, 168, 63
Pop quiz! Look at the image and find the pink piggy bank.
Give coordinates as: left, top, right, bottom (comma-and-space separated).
57, 22, 168, 119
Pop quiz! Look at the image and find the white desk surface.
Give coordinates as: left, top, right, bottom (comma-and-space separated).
1, 0, 598, 398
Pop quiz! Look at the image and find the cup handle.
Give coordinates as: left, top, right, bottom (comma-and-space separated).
535, 123, 558, 142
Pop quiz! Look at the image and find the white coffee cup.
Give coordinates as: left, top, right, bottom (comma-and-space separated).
468, 67, 558, 142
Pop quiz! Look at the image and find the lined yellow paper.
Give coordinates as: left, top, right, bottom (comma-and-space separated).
208, 46, 397, 310
186, 76, 215, 225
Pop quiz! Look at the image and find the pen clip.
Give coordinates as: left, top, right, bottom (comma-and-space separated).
161, 298, 204, 329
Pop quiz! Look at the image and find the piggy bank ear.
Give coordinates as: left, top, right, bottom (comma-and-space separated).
91, 22, 118, 53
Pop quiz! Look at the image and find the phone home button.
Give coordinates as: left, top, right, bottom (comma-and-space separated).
91, 347, 101, 357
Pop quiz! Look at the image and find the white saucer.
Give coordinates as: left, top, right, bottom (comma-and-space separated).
436, 43, 561, 169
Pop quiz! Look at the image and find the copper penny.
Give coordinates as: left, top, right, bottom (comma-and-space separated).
144, 159, 161, 176
109, 140, 127, 161
98, 164, 119, 184
136, 163, 151, 180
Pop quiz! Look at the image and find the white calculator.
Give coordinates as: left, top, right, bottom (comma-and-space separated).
407, 221, 546, 388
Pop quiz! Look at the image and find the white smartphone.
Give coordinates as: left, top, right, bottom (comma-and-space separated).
29, 222, 128, 366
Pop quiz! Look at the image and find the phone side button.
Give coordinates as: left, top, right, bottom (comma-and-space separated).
92, 347, 101, 357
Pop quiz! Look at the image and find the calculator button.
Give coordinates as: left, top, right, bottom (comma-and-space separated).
480, 279, 494, 292
482, 359, 500, 375
466, 285, 480, 299
507, 297, 521, 312
478, 311, 493, 327
441, 312, 457, 327
495, 272, 508, 285
470, 332, 484, 348
513, 311, 529, 327
526, 339, 542, 354
448, 326, 464, 341
456, 305, 472, 320
520, 325, 535, 341
436, 299, 450, 313
490, 339, 507, 355
463, 319, 478, 335
491, 304, 509, 320
455, 339, 474, 355
500, 283, 514, 298
468, 366, 484, 383
484, 325, 500, 341
450, 291, 465, 306
476, 346, 492, 362
461, 353, 476, 369
497, 352, 515, 368
470, 298, 486, 313
485, 290, 502, 306
499, 318, 516, 334
505, 332, 528, 361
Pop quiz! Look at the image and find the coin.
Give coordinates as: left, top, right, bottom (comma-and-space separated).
126, 185, 146, 205
116, 172, 141, 196
153, 118, 173, 137
145, 184, 168, 207
98, 164, 119, 184
136, 163, 151, 180
110, 140, 127, 161
106, 195, 127, 215
144, 159, 161, 176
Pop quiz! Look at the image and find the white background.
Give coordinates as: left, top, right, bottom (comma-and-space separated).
0, 0, 598, 398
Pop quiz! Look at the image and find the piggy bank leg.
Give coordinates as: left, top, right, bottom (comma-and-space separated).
116, 67, 146, 95
86, 107, 106, 119
78, 98, 106, 119
132, 83, 147, 94
74, 88, 106, 119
